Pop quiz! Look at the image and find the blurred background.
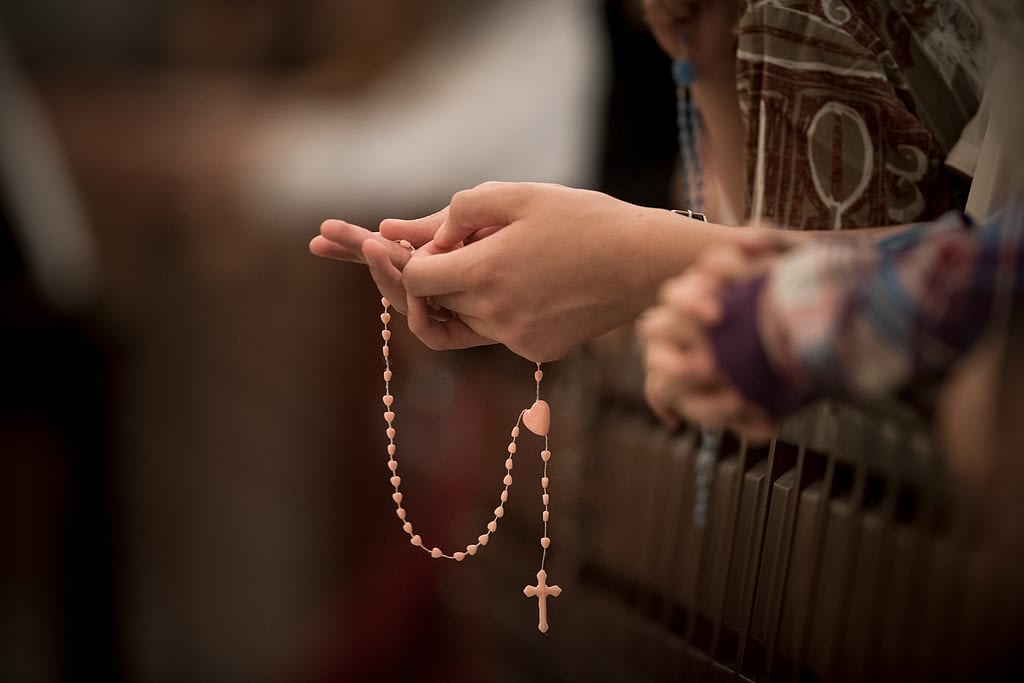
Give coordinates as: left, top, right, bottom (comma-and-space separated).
0, 0, 680, 680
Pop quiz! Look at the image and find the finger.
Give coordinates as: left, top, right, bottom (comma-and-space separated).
642, 341, 727, 428
646, 340, 722, 394
433, 182, 519, 250
645, 346, 719, 420
642, 310, 721, 384
643, 373, 682, 430
309, 235, 363, 263
313, 218, 378, 263
366, 232, 415, 271
363, 240, 410, 315
379, 207, 448, 248
643, 356, 686, 429
639, 308, 707, 355
658, 272, 723, 324
644, 340, 688, 379
317, 219, 377, 256
314, 219, 416, 270
402, 246, 474, 298
406, 292, 496, 351
463, 225, 502, 244
674, 343, 719, 382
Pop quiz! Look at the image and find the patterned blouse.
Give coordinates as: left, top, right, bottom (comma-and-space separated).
735, 0, 984, 229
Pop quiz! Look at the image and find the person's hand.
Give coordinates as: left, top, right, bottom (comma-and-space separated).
640, 229, 800, 441
398, 181, 704, 362
310, 215, 439, 314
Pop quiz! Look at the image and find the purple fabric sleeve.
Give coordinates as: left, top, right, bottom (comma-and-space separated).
708, 275, 814, 420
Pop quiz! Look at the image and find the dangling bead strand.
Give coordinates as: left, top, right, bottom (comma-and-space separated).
379, 296, 562, 631
673, 41, 719, 528
673, 53, 704, 209
381, 295, 507, 559
380, 297, 558, 573
522, 363, 561, 632
534, 366, 554, 566
693, 429, 719, 526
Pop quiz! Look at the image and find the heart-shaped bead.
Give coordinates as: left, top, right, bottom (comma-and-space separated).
522, 400, 550, 436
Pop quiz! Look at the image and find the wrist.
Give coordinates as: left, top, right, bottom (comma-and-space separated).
640, 208, 741, 307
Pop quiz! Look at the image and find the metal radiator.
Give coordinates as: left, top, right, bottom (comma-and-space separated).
435, 343, 1022, 681
565, 344, 1023, 682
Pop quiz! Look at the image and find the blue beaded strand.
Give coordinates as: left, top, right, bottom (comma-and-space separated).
672, 58, 704, 211
693, 430, 719, 527
673, 53, 718, 528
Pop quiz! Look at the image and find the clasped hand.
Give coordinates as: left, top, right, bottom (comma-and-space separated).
639, 230, 797, 442
310, 180, 787, 441
311, 182, 667, 362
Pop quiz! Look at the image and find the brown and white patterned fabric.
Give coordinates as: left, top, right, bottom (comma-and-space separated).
736, 0, 985, 230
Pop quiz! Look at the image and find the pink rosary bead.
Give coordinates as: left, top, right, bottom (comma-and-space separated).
377, 298, 561, 632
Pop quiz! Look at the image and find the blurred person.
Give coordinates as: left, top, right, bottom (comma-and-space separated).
640, 197, 1023, 436
633, 1, 1024, 676
640, 0, 1022, 441
637, 13, 1024, 650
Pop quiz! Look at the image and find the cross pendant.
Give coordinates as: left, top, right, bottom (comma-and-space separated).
523, 569, 562, 633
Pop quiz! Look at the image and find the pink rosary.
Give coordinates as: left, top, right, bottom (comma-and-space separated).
378, 295, 562, 633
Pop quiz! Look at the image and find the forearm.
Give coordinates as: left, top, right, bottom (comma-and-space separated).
691, 71, 746, 224
634, 207, 745, 311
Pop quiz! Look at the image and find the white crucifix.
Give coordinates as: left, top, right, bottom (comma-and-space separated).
523, 569, 561, 633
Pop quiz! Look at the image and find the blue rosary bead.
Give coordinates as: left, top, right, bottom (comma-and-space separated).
672, 58, 697, 87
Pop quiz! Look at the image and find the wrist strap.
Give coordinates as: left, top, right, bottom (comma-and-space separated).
671, 208, 708, 222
